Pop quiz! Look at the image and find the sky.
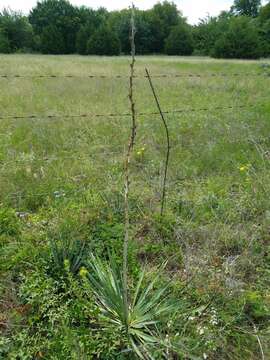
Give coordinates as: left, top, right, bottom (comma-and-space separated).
0, 0, 268, 24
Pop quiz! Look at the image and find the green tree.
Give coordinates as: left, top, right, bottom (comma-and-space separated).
76, 24, 91, 55
87, 25, 120, 55
108, 9, 155, 54
40, 25, 65, 54
147, 1, 181, 52
259, 1, 270, 22
29, 0, 80, 54
165, 22, 194, 55
213, 16, 262, 59
0, 29, 10, 53
193, 12, 232, 56
259, 19, 270, 56
76, 7, 108, 55
231, 0, 261, 17
0, 9, 34, 52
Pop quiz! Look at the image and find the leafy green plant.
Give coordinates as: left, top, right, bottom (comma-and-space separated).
0, 207, 20, 236
92, 221, 124, 254
87, 254, 175, 359
244, 291, 270, 323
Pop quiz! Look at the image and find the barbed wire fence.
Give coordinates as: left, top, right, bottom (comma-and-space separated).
0, 70, 269, 205
0, 72, 269, 78
0, 70, 268, 120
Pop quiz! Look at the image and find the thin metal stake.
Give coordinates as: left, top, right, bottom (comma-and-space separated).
145, 68, 171, 216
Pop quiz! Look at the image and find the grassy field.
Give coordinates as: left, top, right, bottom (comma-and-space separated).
0, 55, 270, 359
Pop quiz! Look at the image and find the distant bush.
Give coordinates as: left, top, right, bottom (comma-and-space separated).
165, 23, 194, 55
213, 16, 262, 59
87, 26, 120, 55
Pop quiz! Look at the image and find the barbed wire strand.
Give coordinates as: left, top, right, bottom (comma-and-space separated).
0, 73, 269, 79
0, 103, 264, 121
0, 152, 125, 166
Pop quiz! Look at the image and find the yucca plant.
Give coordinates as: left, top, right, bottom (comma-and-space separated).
49, 234, 86, 275
87, 254, 175, 359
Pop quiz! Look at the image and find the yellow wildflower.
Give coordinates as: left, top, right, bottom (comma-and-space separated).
239, 164, 251, 172
79, 267, 88, 278
63, 259, 70, 270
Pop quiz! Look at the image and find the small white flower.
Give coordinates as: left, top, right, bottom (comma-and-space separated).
53, 190, 66, 198
199, 328, 205, 335
210, 318, 219, 325
197, 325, 205, 335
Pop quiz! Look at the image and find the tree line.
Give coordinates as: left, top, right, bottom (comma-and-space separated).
0, 0, 270, 59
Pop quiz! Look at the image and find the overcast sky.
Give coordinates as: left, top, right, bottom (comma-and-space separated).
1, 0, 268, 24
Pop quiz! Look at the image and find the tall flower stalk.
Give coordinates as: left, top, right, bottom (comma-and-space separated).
123, 3, 136, 327
87, 13, 179, 357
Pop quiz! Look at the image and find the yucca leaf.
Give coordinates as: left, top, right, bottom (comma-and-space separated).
132, 270, 145, 308
130, 337, 146, 359
135, 262, 168, 311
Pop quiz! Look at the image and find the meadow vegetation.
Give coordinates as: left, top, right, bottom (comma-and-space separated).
0, 54, 270, 358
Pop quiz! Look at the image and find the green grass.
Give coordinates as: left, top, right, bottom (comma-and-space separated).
0, 55, 270, 359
